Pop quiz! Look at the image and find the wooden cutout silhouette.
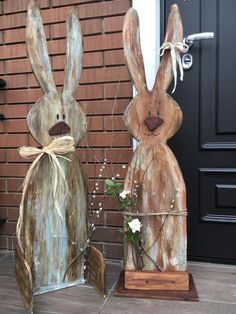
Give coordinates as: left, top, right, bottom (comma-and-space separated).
123, 5, 187, 272
15, 0, 89, 311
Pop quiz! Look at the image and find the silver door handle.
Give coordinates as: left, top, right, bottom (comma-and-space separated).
184, 32, 214, 48
182, 32, 214, 70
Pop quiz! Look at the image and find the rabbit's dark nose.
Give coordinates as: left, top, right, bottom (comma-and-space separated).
144, 116, 164, 132
49, 121, 71, 136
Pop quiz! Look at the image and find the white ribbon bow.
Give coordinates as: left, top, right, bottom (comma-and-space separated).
159, 41, 189, 93
16, 136, 75, 249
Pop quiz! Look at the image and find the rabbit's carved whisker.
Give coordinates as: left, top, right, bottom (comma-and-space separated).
49, 121, 71, 136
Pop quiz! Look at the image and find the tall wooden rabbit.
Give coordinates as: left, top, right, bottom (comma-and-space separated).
15, 0, 87, 311
123, 5, 187, 273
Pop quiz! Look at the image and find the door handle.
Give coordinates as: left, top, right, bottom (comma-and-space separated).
183, 32, 214, 48
182, 32, 214, 70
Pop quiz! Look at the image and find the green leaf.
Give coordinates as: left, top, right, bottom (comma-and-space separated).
105, 179, 115, 187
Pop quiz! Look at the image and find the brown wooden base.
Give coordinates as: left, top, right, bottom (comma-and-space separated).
114, 271, 198, 301
125, 270, 189, 291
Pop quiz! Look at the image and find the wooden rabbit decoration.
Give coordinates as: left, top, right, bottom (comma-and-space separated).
15, 0, 87, 311
123, 5, 187, 273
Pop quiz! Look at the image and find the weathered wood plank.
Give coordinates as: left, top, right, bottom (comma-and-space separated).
15, 0, 88, 311
115, 271, 197, 301
123, 5, 187, 272
87, 245, 106, 297
124, 270, 189, 291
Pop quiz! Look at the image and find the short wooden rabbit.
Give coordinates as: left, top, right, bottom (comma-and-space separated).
15, 0, 87, 310
123, 5, 187, 272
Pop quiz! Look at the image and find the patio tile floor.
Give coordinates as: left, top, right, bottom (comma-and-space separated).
0, 252, 235, 314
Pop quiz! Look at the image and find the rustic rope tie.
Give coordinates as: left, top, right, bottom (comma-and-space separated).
159, 41, 189, 93
16, 136, 75, 250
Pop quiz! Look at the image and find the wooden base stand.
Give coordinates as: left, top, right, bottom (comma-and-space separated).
114, 271, 198, 301
125, 270, 189, 291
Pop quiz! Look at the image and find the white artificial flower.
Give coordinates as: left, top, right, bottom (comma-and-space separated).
119, 190, 130, 199
128, 218, 142, 233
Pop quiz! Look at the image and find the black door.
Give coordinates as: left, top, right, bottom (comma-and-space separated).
162, 0, 236, 264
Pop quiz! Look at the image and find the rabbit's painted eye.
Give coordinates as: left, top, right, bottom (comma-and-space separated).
63, 114, 65, 120
56, 114, 59, 120
157, 111, 160, 116
148, 111, 151, 116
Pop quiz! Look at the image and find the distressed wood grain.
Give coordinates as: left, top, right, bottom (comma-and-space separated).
15, 0, 88, 310
124, 270, 189, 291
123, 5, 187, 272
86, 245, 106, 297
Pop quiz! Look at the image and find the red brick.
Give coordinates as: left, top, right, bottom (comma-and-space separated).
87, 116, 103, 131
0, 134, 28, 148
0, 179, 6, 191
87, 179, 104, 194
80, 66, 129, 84
51, 19, 102, 39
53, 52, 103, 70
0, 43, 26, 59
5, 119, 28, 133
52, 0, 99, 7
0, 221, 17, 235
47, 0, 130, 21
4, 85, 103, 104
104, 50, 125, 66
106, 211, 123, 227
0, 194, 21, 207
82, 163, 127, 179
4, 25, 50, 44
7, 178, 23, 192
5, 149, 27, 163
2, 105, 28, 119
80, 132, 130, 148
5, 59, 32, 74
104, 243, 123, 259
0, 164, 28, 177
0, 149, 5, 162
7, 207, 19, 221
0, 13, 26, 30
0, 121, 5, 133
76, 148, 104, 163
104, 116, 126, 130
84, 33, 123, 51
104, 15, 124, 33
87, 194, 119, 211
105, 148, 132, 163
0, 61, 4, 75
4, 0, 49, 14
4, 74, 28, 89
0, 1, 123, 30
88, 210, 105, 226
83, 100, 129, 115
104, 82, 132, 98
91, 227, 122, 243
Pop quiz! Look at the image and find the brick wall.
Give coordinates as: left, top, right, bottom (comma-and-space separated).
0, 0, 133, 260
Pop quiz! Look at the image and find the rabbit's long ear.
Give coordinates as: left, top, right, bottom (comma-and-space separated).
123, 8, 147, 92
26, 0, 57, 96
154, 4, 183, 93
62, 10, 83, 98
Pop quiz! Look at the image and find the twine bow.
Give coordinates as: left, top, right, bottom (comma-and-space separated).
159, 41, 189, 93
16, 136, 75, 249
